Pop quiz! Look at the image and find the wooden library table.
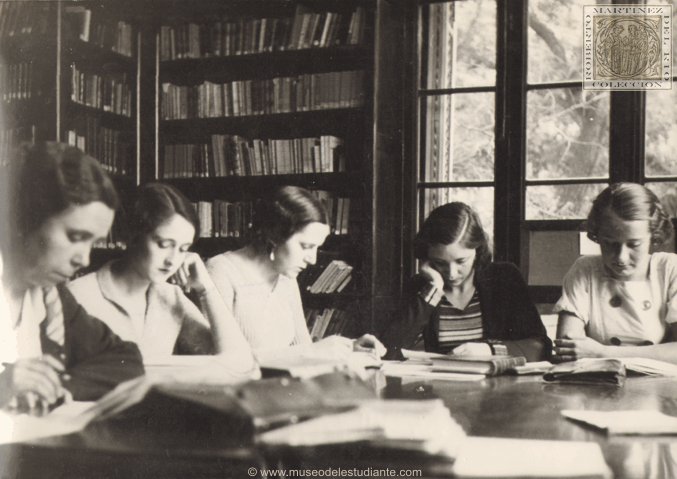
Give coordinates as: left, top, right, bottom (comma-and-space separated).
4, 373, 677, 478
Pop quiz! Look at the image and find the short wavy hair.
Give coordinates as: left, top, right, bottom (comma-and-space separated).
413, 202, 492, 272
586, 183, 673, 246
1, 142, 118, 255
127, 183, 200, 245
250, 186, 329, 252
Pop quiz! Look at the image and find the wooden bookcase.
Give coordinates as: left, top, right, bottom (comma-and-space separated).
0, 1, 142, 270
3, 0, 408, 338
149, 0, 377, 338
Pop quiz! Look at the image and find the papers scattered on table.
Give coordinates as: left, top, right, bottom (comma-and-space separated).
0, 401, 96, 444
258, 398, 466, 458
562, 409, 677, 435
257, 351, 382, 379
451, 436, 612, 478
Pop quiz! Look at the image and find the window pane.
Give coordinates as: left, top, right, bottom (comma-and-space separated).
526, 184, 606, 220
423, 93, 495, 182
645, 88, 677, 177
645, 182, 677, 218
425, 1, 496, 89
528, 0, 611, 84
526, 89, 609, 180
423, 187, 494, 245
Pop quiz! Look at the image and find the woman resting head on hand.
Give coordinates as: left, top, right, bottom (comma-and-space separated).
383, 202, 551, 362
67, 183, 257, 376
207, 186, 385, 362
0, 142, 143, 414
555, 183, 677, 363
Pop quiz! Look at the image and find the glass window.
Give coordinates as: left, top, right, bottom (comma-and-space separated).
526, 89, 609, 180
423, 93, 495, 183
425, 1, 496, 89
645, 182, 677, 218
645, 88, 677, 177
528, 0, 611, 84
525, 184, 606, 220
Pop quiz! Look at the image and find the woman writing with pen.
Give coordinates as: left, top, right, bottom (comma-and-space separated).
0, 142, 144, 414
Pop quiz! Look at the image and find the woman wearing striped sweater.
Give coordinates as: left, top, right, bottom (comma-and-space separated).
386, 202, 551, 362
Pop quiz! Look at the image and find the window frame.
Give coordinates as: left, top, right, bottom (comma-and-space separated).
411, 0, 677, 301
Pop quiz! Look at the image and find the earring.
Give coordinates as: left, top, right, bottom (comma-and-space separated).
270, 250, 275, 261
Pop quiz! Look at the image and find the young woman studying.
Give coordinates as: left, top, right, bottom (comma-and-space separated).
67, 183, 257, 376
555, 183, 677, 362
0, 142, 144, 413
206, 186, 385, 362
384, 202, 551, 362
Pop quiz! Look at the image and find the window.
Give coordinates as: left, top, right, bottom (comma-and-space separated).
415, 0, 677, 283
418, 1, 496, 241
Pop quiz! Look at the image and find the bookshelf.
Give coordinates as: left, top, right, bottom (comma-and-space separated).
150, 0, 379, 335
3, 0, 408, 337
0, 1, 142, 270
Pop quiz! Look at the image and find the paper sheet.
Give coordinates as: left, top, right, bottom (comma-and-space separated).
0, 401, 95, 444
562, 409, 677, 435
452, 436, 612, 478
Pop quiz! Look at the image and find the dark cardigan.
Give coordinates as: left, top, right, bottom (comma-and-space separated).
0, 285, 144, 404
384, 262, 552, 362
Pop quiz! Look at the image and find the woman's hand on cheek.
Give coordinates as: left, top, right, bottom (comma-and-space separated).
176, 252, 213, 294
419, 260, 444, 291
452, 342, 492, 356
553, 338, 608, 362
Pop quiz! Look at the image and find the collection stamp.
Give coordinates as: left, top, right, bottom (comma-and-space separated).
583, 5, 672, 90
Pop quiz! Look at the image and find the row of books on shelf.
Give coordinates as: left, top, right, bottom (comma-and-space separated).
71, 65, 133, 117
0, 63, 33, 102
160, 70, 364, 120
314, 193, 351, 236
192, 200, 252, 239
159, 6, 366, 61
304, 259, 353, 295
64, 6, 134, 57
67, 122, 132, 176
0, 128, 33, 167
163, 134, 345, 179
0, 2, 50, 38
306, 307, 352, 342
191, 194, 350, 239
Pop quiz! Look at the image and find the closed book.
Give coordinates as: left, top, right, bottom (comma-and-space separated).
431, 355, 527, 376
543, 358, 626, 386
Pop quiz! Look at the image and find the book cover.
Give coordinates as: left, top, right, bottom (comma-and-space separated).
431, 355, 527, 376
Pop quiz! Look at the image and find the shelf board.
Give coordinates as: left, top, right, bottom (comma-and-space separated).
161, 172, 363, 200
159, 45, 372, 81
159, 108, 365, 139
63, 39, 136, 70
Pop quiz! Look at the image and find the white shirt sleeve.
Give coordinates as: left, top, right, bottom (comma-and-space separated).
553, 256, 594, 325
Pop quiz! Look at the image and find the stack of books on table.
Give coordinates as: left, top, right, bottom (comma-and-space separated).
381, 349, 528, 381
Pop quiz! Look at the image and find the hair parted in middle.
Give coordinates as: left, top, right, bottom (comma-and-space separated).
413, 202, 492, 272
250, 185, 330, 253
126, 182, 200, 246
586, 182, 673, 246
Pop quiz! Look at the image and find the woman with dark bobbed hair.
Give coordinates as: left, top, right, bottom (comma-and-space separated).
207, 186, 385, 361
0, 142, 143, 413
384, 202, 551, 362
68, 183, 257, 376
555, 183, 677, 362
